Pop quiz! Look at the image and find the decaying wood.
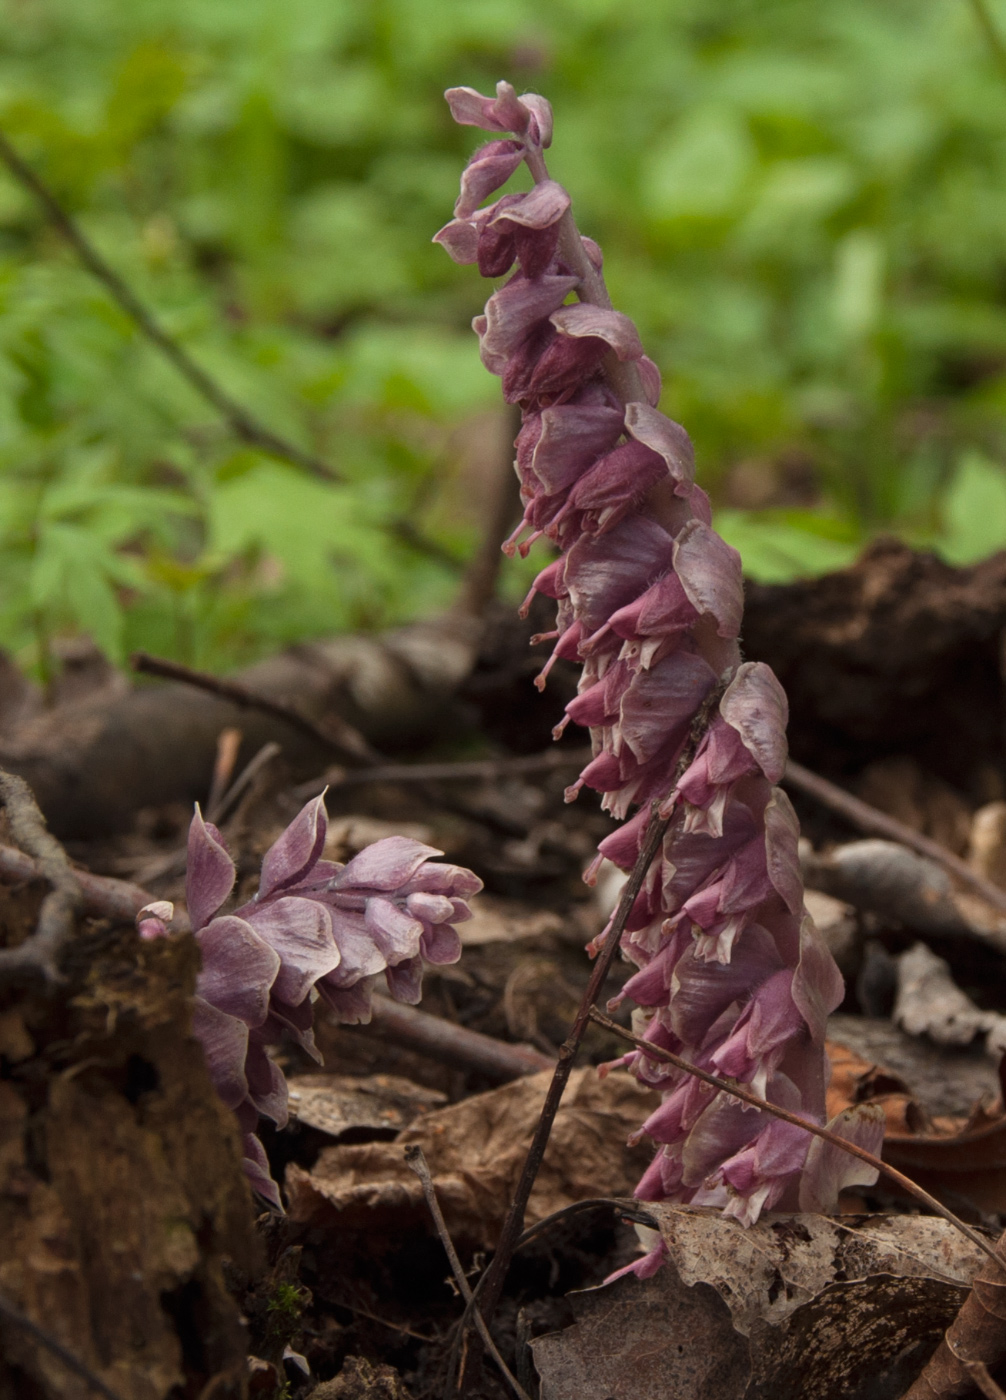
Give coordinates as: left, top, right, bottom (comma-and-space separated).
901, 1227, 1006, 1400
131, 650, 378, 764
743, 539, 1006, 788
0, 922, 257, 1400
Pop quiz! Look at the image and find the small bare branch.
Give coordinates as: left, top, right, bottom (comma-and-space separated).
131, 651, 378, 766
404, 1145, 532, 1400
0, 127, 342, 484
0, 769, 83, 985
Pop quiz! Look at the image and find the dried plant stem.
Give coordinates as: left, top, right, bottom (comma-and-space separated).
404, 1146, 532, 1400
468, 803, 671, 1350
0, 127, 341, 484
293, 747, 594, 798
783, 758, 1006, 916
131, 651, 378, 765
0, 769, 83, 985
588, 1006, 1001, 1270
966, 1359, 1006, 1400
0, 1291, 125, 1400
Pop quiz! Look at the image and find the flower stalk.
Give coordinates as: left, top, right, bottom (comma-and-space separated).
437, 80, 882, 1237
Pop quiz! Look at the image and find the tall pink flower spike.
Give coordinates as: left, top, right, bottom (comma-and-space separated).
436, 81, 882, 1255
140, 798, 481, 1207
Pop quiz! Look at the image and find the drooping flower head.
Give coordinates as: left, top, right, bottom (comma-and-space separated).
142, 797, 481, 1206
437, 80, 882, 1238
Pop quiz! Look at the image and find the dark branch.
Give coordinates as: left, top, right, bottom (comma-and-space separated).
130, 651, 379, 766
0, 126, 342, 483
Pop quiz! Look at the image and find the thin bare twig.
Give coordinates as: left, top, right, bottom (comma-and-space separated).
131, 651, 378, 765
0, 127, 342, 483
783, 758, 1006, 917
446, 1198, 660, 1391
0, 1292, 125, 1400
588, 1006, 1001, 1270
0, 769, 83, 984
404, 1146, 533, 1400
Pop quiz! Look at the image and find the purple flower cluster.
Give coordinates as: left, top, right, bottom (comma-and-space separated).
141, 797, 480, 1205
437, 82, 882, 1228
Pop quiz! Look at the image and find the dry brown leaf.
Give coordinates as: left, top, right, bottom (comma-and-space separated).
530, 1208, 986, 1400
826, 1038, 1006, 1214
287, 1074, 446, 1139
285, 1067, 657, 1248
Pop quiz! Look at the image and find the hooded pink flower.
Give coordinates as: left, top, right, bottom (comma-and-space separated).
141, 798, 480, 1206
437, 82, 883, 1239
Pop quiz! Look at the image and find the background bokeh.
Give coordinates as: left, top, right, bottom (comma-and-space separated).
2, 0, 1006, 677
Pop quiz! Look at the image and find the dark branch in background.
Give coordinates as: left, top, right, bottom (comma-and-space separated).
783, 758, 1006, 916
588, 1006, 1002, 1270
131, 651, 379, 766
968, 0, 1006, 84
455, 403, 524, 616
0, 127, 342, 483
0, 768, 82, 985
404, 1146, 532, 1400
0, 1293, 125, 1400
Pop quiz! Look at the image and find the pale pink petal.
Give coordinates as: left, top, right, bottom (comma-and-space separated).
433, 219, 479, 263
190, 996, 248, 1110
245, 1035, 289, 1128
456, 140, 525, 219
636, 356, 662, 406
364, 895, 424, 962
618, 652, 717, 764
186, 806, 236, 932
798, 1103, 885, 1212
624, 402, 695, 486
763, 789, 803, 915
491, 179, 569, 228
335, 835, 444, 891
258, 794, 328, 899
196, 915, 280, 1027
385, 955, 424, 1004
550, 305, 644, 361
673, 521, 744, 639
719, 663, 789, 783
246, 896, 340, 1006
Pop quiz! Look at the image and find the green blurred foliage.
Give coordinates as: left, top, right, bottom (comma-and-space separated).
2, 0, 1006, 673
